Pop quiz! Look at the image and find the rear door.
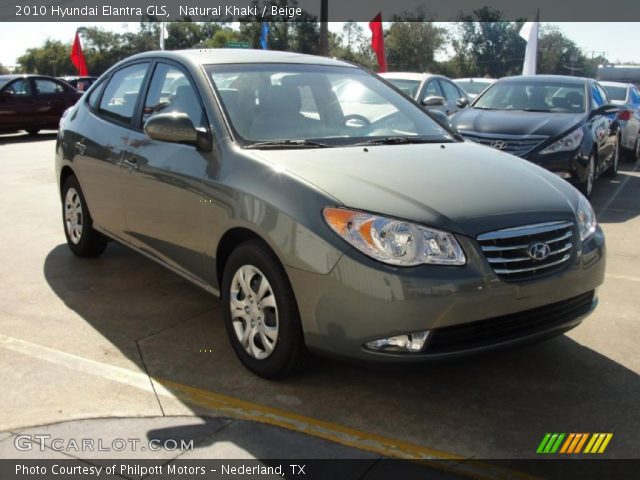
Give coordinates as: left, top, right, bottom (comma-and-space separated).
32, 77, 74, 128
121, 61, 209, 281
0, 78, 37, 132
590, 82, 615, 171
72, 62, 151, 237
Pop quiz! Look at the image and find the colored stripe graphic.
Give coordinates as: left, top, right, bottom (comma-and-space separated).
540, 433, 613, 454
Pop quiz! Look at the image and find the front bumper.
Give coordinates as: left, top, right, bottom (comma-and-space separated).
287, 226, 605, 362
529, 149, 589, 184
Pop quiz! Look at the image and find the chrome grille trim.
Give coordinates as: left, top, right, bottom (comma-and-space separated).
460, 130, 548, 157
477, 221, 575, 281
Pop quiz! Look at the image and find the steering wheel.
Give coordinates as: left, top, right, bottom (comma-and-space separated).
343, 114, 371, 127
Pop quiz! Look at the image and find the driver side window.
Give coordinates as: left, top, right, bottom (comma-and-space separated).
4, 79, 32, 96
591, 84, 605, 109
142, 63, 204, 129
423, 80, 442, 99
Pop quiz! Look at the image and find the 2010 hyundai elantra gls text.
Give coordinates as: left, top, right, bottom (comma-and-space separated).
55, 50, 605, 378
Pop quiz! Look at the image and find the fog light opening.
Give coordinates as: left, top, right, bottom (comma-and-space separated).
365, 331, 431, 353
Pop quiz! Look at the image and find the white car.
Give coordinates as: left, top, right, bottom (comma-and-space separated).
379, 72, 469, 116
454, 77, 496, 99
600, 81, 640, 162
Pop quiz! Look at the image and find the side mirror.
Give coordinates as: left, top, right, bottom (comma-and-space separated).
591, 104, 619, 117
421, 96, 445, 107
143, 112, 211, 151
456, 97, 470, 108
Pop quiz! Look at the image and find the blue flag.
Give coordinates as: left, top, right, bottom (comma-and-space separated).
260, 22, 269, 50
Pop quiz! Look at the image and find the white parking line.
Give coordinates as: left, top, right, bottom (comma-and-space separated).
606, 273, 640, 283
0, 334, 174, 398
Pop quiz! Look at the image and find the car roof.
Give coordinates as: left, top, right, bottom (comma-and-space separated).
455, 78, 496, 82
599, 81, 632, 88
379, 72, 434, 81
122, 49, 353, 68
498, 75, 590, 85
0, 74, 62, 81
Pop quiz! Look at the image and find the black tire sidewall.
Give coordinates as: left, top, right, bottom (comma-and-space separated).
61, 176, 106, 257
221, 241, 305, 379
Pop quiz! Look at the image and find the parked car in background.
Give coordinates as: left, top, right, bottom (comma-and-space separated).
599, 81, 640, 162
58, 76, 98, 92
454, 77, 496, 99
379, 72, 469, 116
451, 75, 620, 198
56, 50, 605, 378
0, 74, 82, 135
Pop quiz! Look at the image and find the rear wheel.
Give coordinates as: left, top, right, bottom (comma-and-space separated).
221, 240, 307, 379
61, 175, 108, 257
627, 136, 640, 163
578, 153, 596, 198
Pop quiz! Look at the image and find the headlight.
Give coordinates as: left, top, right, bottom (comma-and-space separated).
540, 128, 584, 155
576, 195, 597, 241
323, 208, 466, 266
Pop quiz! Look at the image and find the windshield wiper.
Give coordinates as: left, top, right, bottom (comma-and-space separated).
520, 108, 552, 112
244, 139, 332, 149
354, 136, 450, 146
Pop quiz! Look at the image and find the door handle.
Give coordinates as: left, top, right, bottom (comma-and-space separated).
74, 141, 86, 155
123, 157, 138, 171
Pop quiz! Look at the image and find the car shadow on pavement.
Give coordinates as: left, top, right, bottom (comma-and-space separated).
591, 162, 640, 224
43, 242, 640, 460
0, 132, 57, 145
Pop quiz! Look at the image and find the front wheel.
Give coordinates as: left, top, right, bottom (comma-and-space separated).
61, 175, 108, 257
603, 137, 620, 178
578, 153, 596, 198
221, 240, 307, 379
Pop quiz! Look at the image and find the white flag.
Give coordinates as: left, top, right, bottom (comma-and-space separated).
519, 21, 539, 76
160, 22, 168, 50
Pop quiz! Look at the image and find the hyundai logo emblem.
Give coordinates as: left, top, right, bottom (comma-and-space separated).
528, 242, 551, 261
490, 140, 508, 150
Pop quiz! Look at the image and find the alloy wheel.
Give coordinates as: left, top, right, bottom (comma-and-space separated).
229, 265, 279, 360
64, 187, 83, 245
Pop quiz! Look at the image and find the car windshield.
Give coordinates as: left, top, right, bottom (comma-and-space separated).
384, 79, 421, 98
602, 85, 627, 102
455, 80, 491, 95
206, 64, 452, 147
474, 81, 586, 113
0, 78, 10, 90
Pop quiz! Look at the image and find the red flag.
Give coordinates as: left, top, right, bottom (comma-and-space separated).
70, 31, 88, 76
369, 13, 387, 73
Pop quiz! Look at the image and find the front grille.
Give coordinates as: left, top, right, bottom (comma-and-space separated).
426, 291, 594, 353
477, 221, 575, 281
460, 131, 547, 157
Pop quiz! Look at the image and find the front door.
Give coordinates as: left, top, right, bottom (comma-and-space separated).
0, 78, 37, 132
121, 61, 208, 281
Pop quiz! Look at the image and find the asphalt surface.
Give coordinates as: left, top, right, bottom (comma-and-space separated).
0, 132, 638, 466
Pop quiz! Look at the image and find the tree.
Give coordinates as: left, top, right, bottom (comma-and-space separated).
0, 63, 9, 74
16, 40, 74, 76
450, 7, 525, 78
538, 25, 591, 76
385, 22, 447, 72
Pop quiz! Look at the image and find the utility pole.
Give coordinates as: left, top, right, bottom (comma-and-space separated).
319, 0, 328, 56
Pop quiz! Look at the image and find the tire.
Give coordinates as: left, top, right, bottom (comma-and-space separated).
61, 175, 108, 257
221, 240, 307, 379
26, 129, 40, 136
603, 136, 620, 178
627, 136, 640, 163
578, 153, 596, 199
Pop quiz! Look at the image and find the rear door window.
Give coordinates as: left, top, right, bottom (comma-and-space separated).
98, 63, 149, 125
34, 79, 65, 94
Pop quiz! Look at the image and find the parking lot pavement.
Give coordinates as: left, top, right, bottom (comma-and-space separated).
0, 132, 638, 463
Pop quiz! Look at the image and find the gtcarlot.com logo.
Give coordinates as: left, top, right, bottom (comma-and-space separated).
536, 433, 613, 454
14, 434, 194, 452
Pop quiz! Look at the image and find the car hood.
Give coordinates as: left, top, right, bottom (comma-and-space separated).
247, 142, 578, 238
452, 108, 585, 138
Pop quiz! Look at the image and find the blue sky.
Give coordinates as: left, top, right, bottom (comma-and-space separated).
1, 22, 638, 68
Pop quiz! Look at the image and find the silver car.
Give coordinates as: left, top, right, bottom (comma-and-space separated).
55, 50, 605, 378
600, 81, 640, 162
